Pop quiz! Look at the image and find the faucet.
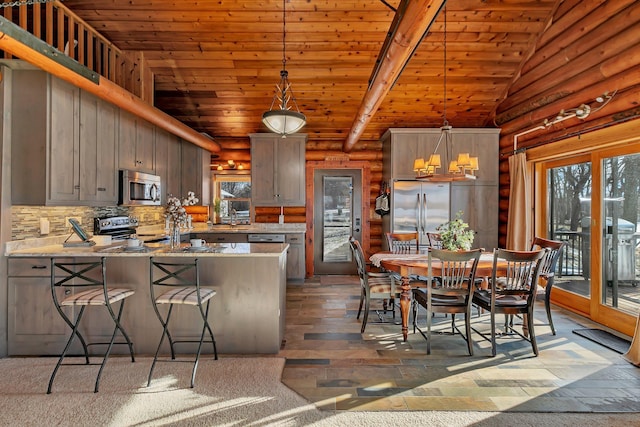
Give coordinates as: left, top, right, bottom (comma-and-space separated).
230, 209, 237, 226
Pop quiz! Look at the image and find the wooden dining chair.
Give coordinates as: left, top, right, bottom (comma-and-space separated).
385, 232, 419, 252
412, 248, 482, 355
349, 236, 396, 333
426, 232, 444, 249
531, 237, 565, 335
471, 248, 546, 357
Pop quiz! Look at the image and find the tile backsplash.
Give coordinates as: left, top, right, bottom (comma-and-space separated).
11, 205, 166, 240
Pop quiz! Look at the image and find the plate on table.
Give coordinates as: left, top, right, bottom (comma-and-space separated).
124, 245, 147, 252
186, 245, 209, 252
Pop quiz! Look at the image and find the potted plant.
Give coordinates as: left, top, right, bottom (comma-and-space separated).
213, 197, 221, 224
437, 211, 475, 251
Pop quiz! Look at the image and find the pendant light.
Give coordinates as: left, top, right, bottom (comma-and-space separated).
414, 6, 478, 181
262, 0, 306, 136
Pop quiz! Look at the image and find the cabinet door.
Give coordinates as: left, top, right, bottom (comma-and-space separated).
155, 129, 182, 202
251, 138, 277, 205
286, 234, 305, 280
276, 138, 306, 205
118, 111, 155, 173
118, 110, 137, 170
451, 184, 498, 251
79, 93, 118, 203
450, 129, 499, 184
7, 259, 72, 356
136, 119, 155, 173
48, 77, 80, 202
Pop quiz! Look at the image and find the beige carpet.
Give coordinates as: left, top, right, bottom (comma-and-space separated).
0, 356, 637, 426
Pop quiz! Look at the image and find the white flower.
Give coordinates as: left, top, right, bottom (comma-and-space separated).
165, 191, 199, 224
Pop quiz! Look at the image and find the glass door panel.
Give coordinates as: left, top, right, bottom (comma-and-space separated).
322, 176, 353, 263
313, 169, 362, 274
602, 154, 640, 315
547, 161, 592, 300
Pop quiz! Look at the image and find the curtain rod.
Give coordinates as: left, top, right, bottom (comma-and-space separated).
501, 114, 640, 157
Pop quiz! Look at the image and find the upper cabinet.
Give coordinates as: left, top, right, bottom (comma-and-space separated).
250, 133, 307, 206
381, 128, 500, 184
155, 128, 182, 203
79, 92, 119, 203
118, 110, 155, 174
11, 69, 117, 206
180, 141, 212, 206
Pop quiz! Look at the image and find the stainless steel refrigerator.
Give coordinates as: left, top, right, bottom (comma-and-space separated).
390, 180, 450, 247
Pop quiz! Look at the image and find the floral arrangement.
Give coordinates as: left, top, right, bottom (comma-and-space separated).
436, 211, 475, 251
165, 191, 199, 225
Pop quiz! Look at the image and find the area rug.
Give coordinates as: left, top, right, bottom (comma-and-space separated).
0, 356, 637, 426
572, 328, 631, 354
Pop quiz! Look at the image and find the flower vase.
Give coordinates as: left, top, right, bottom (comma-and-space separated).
170, 221, 181, 249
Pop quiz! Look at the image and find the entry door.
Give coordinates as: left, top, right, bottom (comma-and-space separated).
313, 169, 362, 274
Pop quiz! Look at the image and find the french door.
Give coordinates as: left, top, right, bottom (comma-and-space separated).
538, 144, 640, 335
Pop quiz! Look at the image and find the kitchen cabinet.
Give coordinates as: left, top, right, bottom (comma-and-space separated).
381, 128, 499, 183
79, 92, 119, 204
250, 133, 307, 206
381, 128, 499, 249
118, 110, 156, 174
286, 233, 305, 280
155, 128, 182, 202
10, 68, 117, 205
7, 258, 73, 355
181, 141, 211, 205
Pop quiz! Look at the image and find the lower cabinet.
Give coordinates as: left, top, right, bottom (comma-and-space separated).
7, 258, 72, 356
286, 234, 305, 280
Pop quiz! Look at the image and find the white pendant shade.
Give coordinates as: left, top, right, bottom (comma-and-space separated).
262, 110, 306, 136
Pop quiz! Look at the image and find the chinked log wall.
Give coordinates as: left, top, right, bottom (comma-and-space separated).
494, 0, 640, 247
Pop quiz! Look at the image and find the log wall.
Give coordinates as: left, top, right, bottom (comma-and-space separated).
494, 0, 640, 247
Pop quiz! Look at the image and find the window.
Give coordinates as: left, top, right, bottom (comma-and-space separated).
214, 175, 251, 223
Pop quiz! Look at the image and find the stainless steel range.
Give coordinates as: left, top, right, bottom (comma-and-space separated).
93, 216, 139, 241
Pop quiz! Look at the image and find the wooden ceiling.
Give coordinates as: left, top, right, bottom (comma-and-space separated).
61, 0, 557, 148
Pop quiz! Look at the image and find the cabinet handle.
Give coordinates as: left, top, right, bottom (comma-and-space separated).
97, 187, 106, 191
64, 290, 71, 295
31, 265, 47, 269
74, 185, 80, 189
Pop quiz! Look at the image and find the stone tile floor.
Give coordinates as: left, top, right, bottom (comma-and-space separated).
279, 275, 640, 412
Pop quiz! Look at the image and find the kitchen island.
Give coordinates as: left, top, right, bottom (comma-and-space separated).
5, 241, 287, 355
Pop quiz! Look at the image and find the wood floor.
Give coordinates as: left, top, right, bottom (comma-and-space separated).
278, 275, 640, 412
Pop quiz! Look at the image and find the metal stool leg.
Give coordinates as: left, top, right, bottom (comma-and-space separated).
47, 306, 87, 394
147, 304, 175, 387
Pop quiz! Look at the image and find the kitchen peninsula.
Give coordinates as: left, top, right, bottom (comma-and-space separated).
5, 240, 287, 356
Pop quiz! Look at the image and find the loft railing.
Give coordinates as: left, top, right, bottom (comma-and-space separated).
1, 0, 142, 98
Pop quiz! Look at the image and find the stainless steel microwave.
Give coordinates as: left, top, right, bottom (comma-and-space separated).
118, 170, 161, 206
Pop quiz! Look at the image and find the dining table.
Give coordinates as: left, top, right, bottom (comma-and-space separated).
370, 250, 502, 342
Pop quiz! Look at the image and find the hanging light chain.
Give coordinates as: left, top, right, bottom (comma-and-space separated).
0, 0, 59, 8
442, 5, 447, 126
281, 0, 287, 71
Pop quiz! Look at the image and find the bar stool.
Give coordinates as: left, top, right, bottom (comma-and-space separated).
148, 257, 218, 388
48, 257, 135, 393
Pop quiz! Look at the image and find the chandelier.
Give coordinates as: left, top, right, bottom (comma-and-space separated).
261, 0, 306, 136
413, 7, 478, 181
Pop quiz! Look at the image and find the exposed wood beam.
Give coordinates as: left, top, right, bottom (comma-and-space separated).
343, 0, 446, 152
0, 20, 220, 153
